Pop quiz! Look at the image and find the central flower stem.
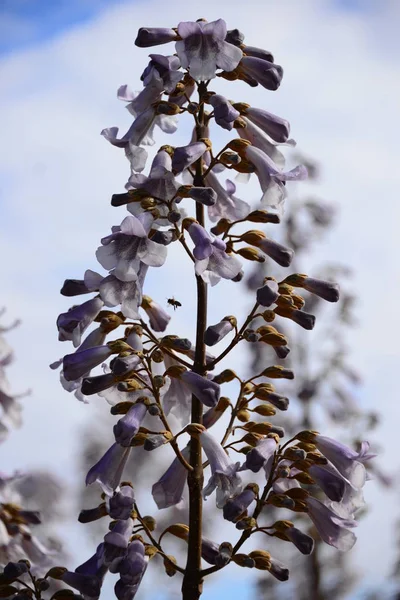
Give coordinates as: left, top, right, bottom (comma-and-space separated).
182, 80, 208, 600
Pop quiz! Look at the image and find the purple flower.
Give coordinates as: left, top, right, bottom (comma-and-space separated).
81, 372, 116, 396
127, 150, 180, 202
62, 543, 107, 600
188, 223, 242, 285
306, 496, 357, 551
99, 266, 148, 320
200, 538, 231, 567
244, 107, 290, 143
60, 270, 103, 297
256, 280, 279, 306
96, 214, 166, 283
242, 437, 277, 473
201, 430, 242, 507
302, 277, 340, 302
205, 172, 250, 222
152, 446, 190, 509
223, 487, 257, 522
118, 539, 148, 585
209, 94, 240, 130
63, 345, 113, 382
103, 519, 134, 566
57, 297, 104, 348
172, 141, 208, 173
285, 526, 314, 555
142, 54, 183, 94
86, 442, 131, 496
141, 296, 171, 332
135, 27, 178, 48
237, 118, 287, 169
113, 402, 148, 447
245, 145, 307, 210
204, 318, 235, 346
309, 464, 345, 502
185, 186, 217, 206
109, 485, 135, 520
111, 354, 141, 377
314, 435, 368, 488
175, 19, 242, 82
257, 238, 294, 267
180, 371, 220, 408
268, 556, 289, 581
239, 56, 283, 91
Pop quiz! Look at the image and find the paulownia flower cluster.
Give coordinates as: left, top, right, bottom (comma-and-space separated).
0, 17, 374, 600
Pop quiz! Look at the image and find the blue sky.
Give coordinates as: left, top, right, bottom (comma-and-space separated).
0, 1, 399, 599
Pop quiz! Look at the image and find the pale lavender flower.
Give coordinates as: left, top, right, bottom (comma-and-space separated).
309, 464, 345, 502
142, 54, 183, 93
204, 318, 235, 346
63, 345, 113, 382
241, 45, 274, 62
241, 437, 277, 473
239, 56, 283, 91
314, 435, 369, 488
269, 556, 289, 581
209, 94, 240, 130
175, 19, 242, 82
290, 309, 315, 330
81, 372, 116, 396
205, 172, 250, 222
152, 446, 190, 509
109, 485, 135, 521
57, 297, 104, 348
163, 354, 192, 425
60, 269, 103, 297
256, 280, 279, 306
306, 496, 357, 551
188, 222, 242, 285
141, 296, 171, 332
113, 402, 148, 447
127, 150, 180, 202
99, 266, 148, 319
201, 538, 231, 567
104, 519, 134, 565
245, 145, 307, 210
244, 107, 290, 143
201, 430, 242, 507
223, 487, 257, 522
185, 186, 217, 206
111, 354, 141, 377
237, 118, 287, 169
172, 141, 208, 173
86, 443, 131, 496
135, 27, 179, 48
180, 371, 220, 408
97, 214, 166, 282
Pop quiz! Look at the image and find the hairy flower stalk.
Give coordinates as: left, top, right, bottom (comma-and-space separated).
37, 15, 373, 600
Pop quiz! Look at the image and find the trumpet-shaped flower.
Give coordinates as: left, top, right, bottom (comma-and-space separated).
201, 430, 242, 507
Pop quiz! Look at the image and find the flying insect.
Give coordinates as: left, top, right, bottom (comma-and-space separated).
167, 297, 182, 310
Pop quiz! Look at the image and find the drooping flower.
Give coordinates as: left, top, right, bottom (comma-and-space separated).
285, 526, 314, 555
188, 222, 242, 285
135, 27, 179, 47
60, 270, 103, 297
239, 56, 283, 91
103, 519, 134, 566
162, 354, 192, 425
241, 437, 277, 473
109, 485, 135, 521
208, 94, 240, 130
141, 54, 183, 94
172, 141, 208, 173
256, 280, 279, 306
175, 19, 242, 82
223, 486, 257, 522
200, 537, 231, 567
204, 317, 235, 346
245, 145, 307, 210
113, 402, 148, 447
314, 435, 369, 488
180, 371, 220, 408
86, 443, 132, 496
205, 172, 250, 222
152, 446, 190, 509
302, 277, 340, 302
306, 496, 357, 552
236, 118, 287, 169
141, 296, 171, 332
62, 543, 107, 600
242, 106, 290, 143
118, 539, 148, 586
57, 297, 104, 348
201, 430, 242, 508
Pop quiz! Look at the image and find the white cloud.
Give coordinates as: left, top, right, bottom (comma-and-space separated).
0, 0, 399, 594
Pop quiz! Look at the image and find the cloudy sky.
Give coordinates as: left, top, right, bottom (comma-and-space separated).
1, 0, 399, 598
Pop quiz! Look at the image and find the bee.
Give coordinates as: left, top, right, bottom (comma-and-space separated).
167, 297, 182, 310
